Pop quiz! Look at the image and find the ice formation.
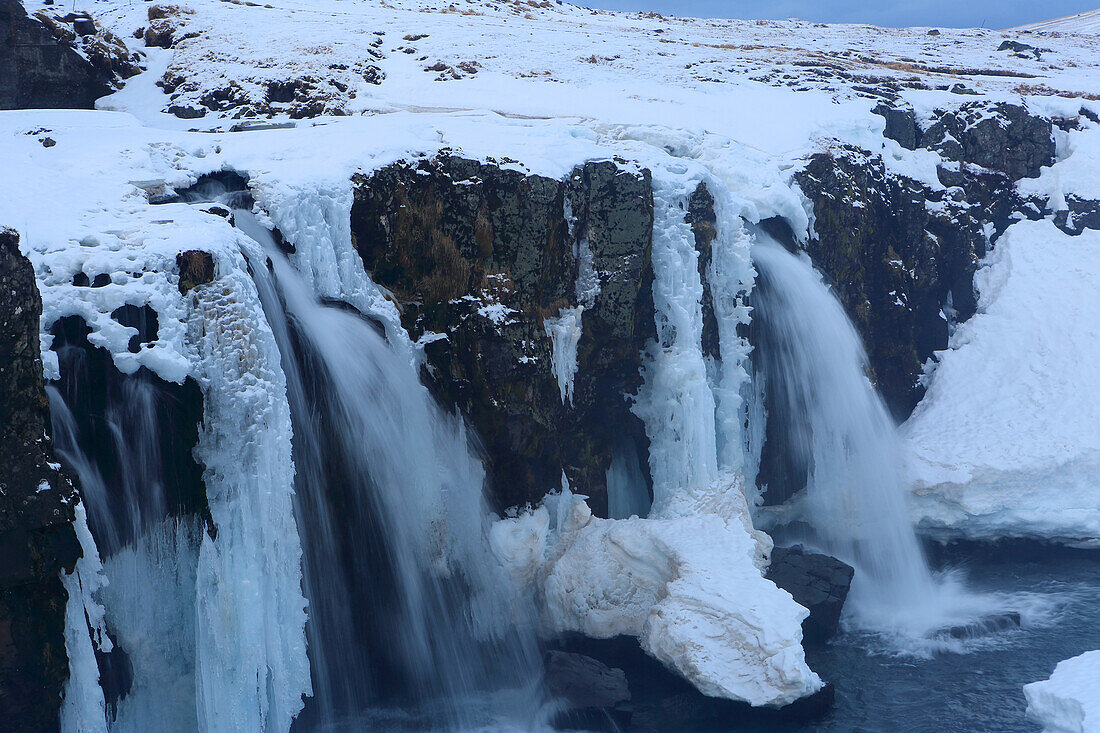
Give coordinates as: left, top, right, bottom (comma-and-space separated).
492, 479, 819, 707
494, 161, 818, 708
1025, 651, 1100, 733
59, 504, 109, 733
544, 307, 584, 406
188, 248, 311, 732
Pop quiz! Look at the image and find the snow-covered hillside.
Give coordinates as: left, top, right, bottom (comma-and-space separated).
1019, 9, 1100, 35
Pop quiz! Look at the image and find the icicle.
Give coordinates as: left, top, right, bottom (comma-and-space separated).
544, 307, 584, 405
705, 187, 756, 474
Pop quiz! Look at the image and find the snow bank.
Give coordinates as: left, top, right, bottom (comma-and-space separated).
1025, 651, 1100, 733
491, 483, 820, 708
903, 220, 1100, 542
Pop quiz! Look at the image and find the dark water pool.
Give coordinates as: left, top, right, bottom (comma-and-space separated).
785, 544, 1100, 733
623, 543, 1100, 733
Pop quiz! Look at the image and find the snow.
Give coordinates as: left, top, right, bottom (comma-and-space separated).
903, 220, 1100, 543
1019, 120, 1100, 207
1025, 651, 1100, 733
1018, 10, 1100, 35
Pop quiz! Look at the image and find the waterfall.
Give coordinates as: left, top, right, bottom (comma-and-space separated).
49, 377, 203, 732
233, 207, 545, 730
750, 235, 989, 640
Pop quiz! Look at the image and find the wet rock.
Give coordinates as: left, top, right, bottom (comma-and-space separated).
545, 650, 632, 732
0, 228, 81, 732
351, 155, 654, 515
685, 181, 720, 357
48, 315, 208, 551
936, 612, 1021, 640
555, 635, 833, 731
766, 545, 853, 645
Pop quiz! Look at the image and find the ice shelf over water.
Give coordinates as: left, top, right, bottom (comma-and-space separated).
1025, 651, 1100, 733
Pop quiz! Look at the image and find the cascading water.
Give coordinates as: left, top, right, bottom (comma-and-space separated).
750, 235, 994, 642
48, 364, 204, 731
232, 206, 546, 730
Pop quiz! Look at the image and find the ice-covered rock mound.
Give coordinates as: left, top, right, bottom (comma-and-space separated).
1025, 650, 1100, 733
491, 481, 822, 708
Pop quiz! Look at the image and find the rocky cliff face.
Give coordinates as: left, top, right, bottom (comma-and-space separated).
0, 228, 80, 732
794, 102, 1058, 421
0, 0, 139, 110
746, 100, 1070, 503
351, 155, 654, 515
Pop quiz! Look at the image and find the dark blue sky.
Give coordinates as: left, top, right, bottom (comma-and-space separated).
578, 1, 1098, 29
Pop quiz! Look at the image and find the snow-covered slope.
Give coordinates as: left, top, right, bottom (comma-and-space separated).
56, 0, 1100, 133
1018, 9, 1100, 35
1025, 650, 1100, 733
903, 221, 1100, 544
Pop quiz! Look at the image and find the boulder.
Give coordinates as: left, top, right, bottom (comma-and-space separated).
921, 101, 1055, 181
545, 650, 632, 732
872, 102, 920, 150
766, 545, 853, 644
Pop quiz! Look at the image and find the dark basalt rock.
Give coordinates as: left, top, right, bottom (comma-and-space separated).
545, 650, 632, 732
793, 146, 986, 421
350, 155, 655, 515
921, 101, 1055, 181
685, 181, 720, 359
872, 102, 920, 150
1054, 195, 1100, 235
766, 545, 854, 645
0, 1, 139, 110
0, 228, 81, 732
